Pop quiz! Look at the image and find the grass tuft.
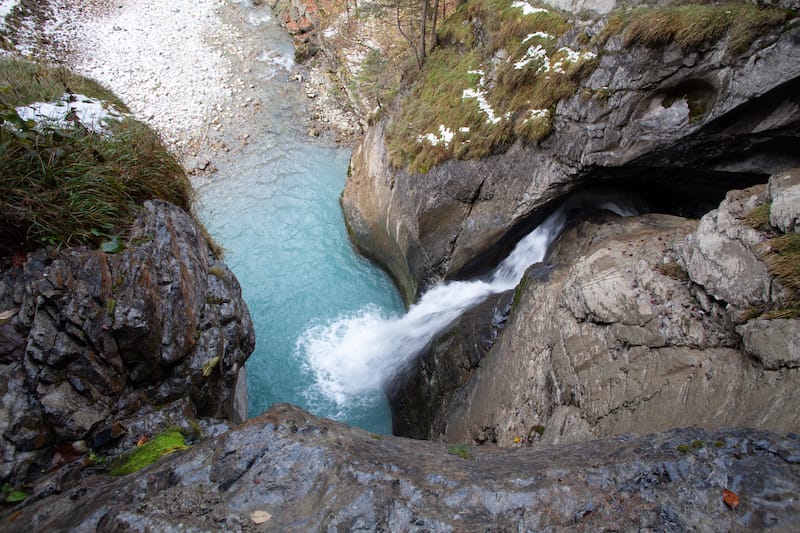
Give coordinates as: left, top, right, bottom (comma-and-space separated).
447, 443, 474, 460
744, 202, 772, 230
0, 59, 193, 256
621, 3, 789, 54
761, 233, 800, 302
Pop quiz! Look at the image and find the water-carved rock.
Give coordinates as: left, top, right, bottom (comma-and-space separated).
405, 175, 800, 448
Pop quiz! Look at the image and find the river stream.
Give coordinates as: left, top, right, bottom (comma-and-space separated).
193, 2, 403, 433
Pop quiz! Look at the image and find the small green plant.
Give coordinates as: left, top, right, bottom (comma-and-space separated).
110, 429, 188, 475
88, 452, 109, 465
1, 483, 27, 504
105, 298, 116, 317
530, 424, 546, 436
448, 443, 473, 460
714, 440, 726, 448
677, 440, 705, 454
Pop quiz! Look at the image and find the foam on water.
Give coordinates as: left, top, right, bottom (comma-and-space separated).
299, 194, 638, 407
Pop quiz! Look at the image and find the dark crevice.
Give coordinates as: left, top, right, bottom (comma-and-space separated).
453, 168, 768, 281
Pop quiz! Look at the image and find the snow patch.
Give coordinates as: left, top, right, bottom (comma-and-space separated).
511, 2, 549, 15
523, 32, 554, 42
417, 124, 455, 147
522, 108, 549, 123
550, 47, 596, 74
514, 45, 596, 73
14, 93, 125, 134
514, 44, 548, 70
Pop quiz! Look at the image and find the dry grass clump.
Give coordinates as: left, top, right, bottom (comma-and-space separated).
761, 232, 800, 305
0, 58, 192, 256
619, 3, 790, 54
744, 202, 772, 230
386, 0, 597, 173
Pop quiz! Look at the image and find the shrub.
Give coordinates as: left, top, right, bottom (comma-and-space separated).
386, 0, 597, 173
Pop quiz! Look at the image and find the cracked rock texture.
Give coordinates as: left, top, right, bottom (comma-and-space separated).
6, 404, 800, 532
0, 200, 255, 488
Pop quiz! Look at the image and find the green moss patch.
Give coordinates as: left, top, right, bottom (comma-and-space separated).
447, 443, 473, 460
386, 0, 596, 173
110, 429, 188, 476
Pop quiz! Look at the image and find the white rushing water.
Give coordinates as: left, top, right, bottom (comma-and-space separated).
300, 194, 638, 406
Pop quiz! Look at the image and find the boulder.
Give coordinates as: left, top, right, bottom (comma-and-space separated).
404, 208, 800, 447
5, 404, 800, 531
0, 200, 254, 487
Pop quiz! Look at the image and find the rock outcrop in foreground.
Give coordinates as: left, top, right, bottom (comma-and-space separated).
0, 201, 255, 489
6, 404, 800, 531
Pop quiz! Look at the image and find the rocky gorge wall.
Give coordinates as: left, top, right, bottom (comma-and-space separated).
0, 201, 254, 490
342, 13, 800, 301
336, 1, 800, 446
392, 171, 800, 446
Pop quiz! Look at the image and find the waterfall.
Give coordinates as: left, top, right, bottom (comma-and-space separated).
298, 194, 637, 407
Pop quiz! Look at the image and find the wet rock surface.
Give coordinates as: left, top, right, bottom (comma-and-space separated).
5, 404, 800, 532
0, 201, 254, 488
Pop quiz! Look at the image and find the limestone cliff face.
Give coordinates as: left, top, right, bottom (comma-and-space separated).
342, 16, 800, 299
391, 172, 800, 447
0, 200, 255, 487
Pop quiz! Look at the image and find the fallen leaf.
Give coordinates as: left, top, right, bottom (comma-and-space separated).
137, 435, 149, 447
0, 308, 19, 323
202, 356, 220, 377
723, 488, 740, 511
250, 510, 272, 524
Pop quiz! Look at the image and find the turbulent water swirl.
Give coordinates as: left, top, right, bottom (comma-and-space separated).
299, 194, 637, 406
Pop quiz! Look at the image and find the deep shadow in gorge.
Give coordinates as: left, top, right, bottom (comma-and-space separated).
453, 167, 770, 283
